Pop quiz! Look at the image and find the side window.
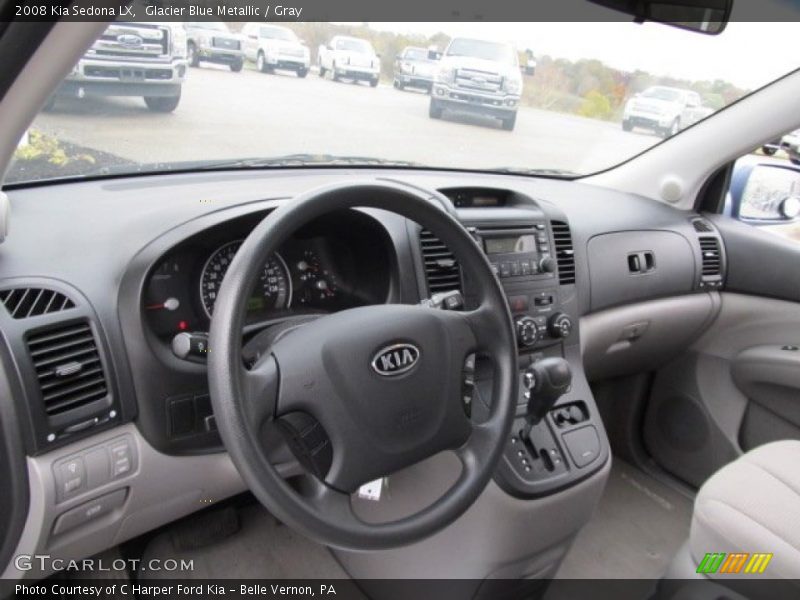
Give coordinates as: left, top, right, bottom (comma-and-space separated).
728, 131, 800, 243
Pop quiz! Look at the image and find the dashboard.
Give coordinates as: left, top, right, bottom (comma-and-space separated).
0, 167, 736, 580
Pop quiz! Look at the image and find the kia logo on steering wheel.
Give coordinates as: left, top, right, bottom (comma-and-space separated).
371, 343, 420, 376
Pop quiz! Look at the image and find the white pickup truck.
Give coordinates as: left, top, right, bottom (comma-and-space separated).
430, 37, 523, 131
318, 36, 380, 87
47, 22, 188, 113
622, 86, 715, 137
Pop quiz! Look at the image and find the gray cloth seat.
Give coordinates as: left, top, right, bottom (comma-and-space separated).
666, 440, 800, 582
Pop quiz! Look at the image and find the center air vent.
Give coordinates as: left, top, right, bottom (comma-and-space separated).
0, 287, 75, 319
551, 221, 576, 285
419, 229, 461, 294
26, 321, 110, 418
699, 237, 722, 278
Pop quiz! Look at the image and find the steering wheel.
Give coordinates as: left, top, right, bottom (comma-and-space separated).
208, 181, 518, 550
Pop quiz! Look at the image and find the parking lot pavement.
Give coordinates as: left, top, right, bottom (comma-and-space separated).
33, 65, 657, 174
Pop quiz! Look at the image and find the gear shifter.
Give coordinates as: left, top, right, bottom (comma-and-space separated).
521, 357, 572, 440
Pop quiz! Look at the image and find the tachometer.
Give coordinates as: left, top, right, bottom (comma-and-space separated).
200, 241, 291, 318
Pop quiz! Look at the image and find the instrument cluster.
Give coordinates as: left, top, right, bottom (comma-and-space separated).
142, 211, 393, 340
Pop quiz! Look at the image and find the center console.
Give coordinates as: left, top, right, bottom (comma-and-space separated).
436, 190, 609, 499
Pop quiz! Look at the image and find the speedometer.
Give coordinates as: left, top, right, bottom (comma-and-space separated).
200, 241, 291, 319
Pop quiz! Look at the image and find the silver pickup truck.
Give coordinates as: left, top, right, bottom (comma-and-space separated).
430, 37, 523, 131
47, 22, 188, 113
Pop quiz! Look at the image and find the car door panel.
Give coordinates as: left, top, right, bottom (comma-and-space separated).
644, 216, 800, 488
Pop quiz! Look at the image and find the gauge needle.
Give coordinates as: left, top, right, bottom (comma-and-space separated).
146, 297, 180, 311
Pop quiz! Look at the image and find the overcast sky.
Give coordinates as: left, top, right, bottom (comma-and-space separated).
368, 21, 800, 90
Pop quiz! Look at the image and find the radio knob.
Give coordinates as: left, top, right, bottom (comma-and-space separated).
548, 313, 573, 339
539, 256, 556, 273
515, 316, 540, 347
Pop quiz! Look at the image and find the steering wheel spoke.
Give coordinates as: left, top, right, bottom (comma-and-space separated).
241, 353, 279, 425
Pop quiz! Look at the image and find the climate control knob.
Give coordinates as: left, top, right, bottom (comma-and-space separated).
538, 256, 556, 273
548, 312, 573, 339
515, 316, 540, 347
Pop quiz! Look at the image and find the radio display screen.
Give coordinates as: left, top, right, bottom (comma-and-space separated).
484, 234, 536, 255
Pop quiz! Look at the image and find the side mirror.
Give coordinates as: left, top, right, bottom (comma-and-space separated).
327, 44, 334, 51
248, 34, 258, 40
427, 49, 442, 61
729, 163, 800, 224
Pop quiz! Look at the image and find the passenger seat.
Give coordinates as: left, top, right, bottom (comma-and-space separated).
664, 440, 800, 597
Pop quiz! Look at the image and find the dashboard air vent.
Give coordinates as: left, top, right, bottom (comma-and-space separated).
699, 237, 722, 278
551, 221, 576, 285
0, 287, 74, 319
691, 218, 714, 233
25, 321, 109, 417
419, 229, 461, 293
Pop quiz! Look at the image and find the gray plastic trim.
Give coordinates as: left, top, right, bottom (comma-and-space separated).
580, 293, 720, 381
2, 423, 245, 580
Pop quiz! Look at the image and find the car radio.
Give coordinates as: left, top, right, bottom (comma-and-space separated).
474, 222, 572, 349
481, 223, 556, 281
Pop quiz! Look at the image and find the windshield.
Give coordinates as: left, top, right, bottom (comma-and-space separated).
404, 48, 431, 61
261, 26, 296, 41
336, 38, 371, 53
640, 87, 684, 102
187, 22, 228, 32
446, 38, 517, 66
7, 21, 800, 185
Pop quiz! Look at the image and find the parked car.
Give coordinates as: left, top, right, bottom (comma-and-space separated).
622, 86, 714, 137
430, 37, 523, 131
393, 46, 440, 92
781, 129, 800, 165
318, 36, 380, 87
242, 23, 310, 77
45, 22, 187, 112
185, 22, 244, 72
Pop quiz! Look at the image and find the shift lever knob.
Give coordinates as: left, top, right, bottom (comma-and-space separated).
524, 357, 572, 425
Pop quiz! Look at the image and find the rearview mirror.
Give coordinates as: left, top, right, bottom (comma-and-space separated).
730, 164, 800, 224
588, 0, 732, 35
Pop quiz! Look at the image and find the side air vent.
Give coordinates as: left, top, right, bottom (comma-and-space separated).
691, 218, 714, 233
551, 221, 576, 285
699, 237, 722, 278
419, 229, 461, 293
25, 321, 109, 418
0, 287, 75, 319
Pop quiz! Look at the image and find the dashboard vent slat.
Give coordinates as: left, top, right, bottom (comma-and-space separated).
0, 287, 75, 319
25, 321, 109, 417
691, 218, 714, 233
551, 221, 576, 285
699, 237, 722, 277
419, 229, 461, 294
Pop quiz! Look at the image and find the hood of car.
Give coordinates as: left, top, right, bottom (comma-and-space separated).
627, 97, 680, 115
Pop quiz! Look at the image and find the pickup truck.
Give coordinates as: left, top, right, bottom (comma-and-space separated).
429, 37, 523, 131
46, 22, 188, 113
318, 36, 380, 87
393, 46, 440, 92
185, 22, 244, 72
242, 23, 310, 77
622, 86, 714, 137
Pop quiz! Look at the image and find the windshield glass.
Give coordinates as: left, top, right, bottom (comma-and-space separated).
187, 22, 228, 32
336, 38, 371, 53
446, 38, 517, 65
404, 48, 430, 61
261, 26, 296, 41
640, 87, 684, 101
7, 21, 800, 185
